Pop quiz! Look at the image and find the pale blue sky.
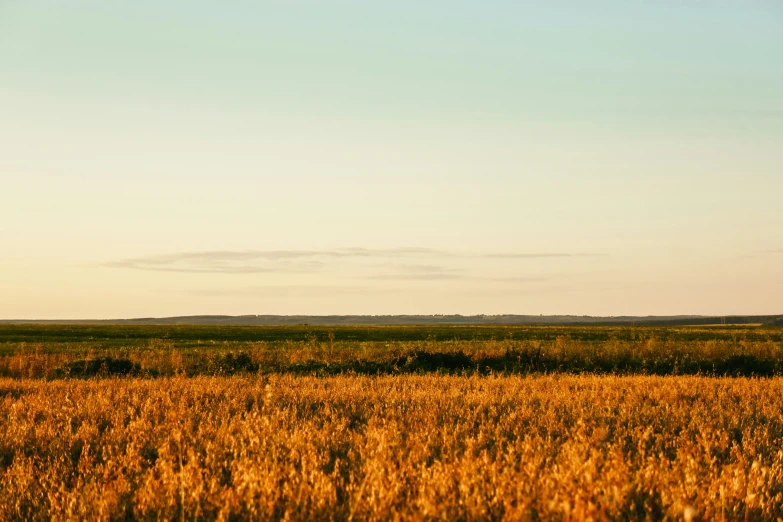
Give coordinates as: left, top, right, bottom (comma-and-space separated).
1, 1, 782, 318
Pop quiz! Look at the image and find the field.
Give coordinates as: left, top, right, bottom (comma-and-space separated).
2, 325, 783, 520
1, 324, 782, 378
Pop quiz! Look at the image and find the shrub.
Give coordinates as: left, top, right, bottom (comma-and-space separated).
50, 357, 141, 378
209, 351, 259, 375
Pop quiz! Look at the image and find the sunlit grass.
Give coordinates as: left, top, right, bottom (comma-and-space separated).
1, 331, 781, 378
2, 374, 782, 520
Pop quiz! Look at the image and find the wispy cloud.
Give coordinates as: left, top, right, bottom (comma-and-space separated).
104, 252, 325, 274
738, 249, 783, 260
360, 273, 461, 281
186, 285, 394, 297
485, 253, 574, 259
489, 276, 552, 283
104, 248, 590, 274
104, 263, 279, 274
357, 263, 462, 281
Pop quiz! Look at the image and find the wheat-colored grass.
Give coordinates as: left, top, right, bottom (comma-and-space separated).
1, 374, 782, 520
2, 334, 782, 378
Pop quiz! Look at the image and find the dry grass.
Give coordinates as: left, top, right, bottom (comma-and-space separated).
2, 335, 782, 378
2, 374, 783, 520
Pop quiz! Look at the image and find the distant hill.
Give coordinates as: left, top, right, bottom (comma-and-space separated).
1, 314, 781, 326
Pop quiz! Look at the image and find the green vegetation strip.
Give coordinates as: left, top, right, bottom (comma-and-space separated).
2, 323, 782, 344
1, 324, 781, 378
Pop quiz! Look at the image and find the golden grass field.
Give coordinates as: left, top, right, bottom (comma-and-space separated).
2, 374, 783, 521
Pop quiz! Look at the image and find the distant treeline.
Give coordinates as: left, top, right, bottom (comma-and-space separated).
2, 314, 781, 326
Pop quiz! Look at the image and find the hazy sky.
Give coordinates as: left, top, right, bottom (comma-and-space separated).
2, 1, 782, 318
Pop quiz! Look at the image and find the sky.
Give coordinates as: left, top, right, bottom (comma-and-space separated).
1, 1, 782, 318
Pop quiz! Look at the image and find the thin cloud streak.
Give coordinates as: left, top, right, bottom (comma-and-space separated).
187, 285, 400, 297
485, 253, 574, 259
104, 262, 294, 274
359, 273, 461, 281
105, 255, 325, 274
104, 248, 592, 274
489, 276, 552, 283
361, 263, 463, 280
358, 274, 557, 283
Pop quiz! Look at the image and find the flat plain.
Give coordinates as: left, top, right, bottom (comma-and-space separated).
1, 325, 783, 520
1, 324, 782, 378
